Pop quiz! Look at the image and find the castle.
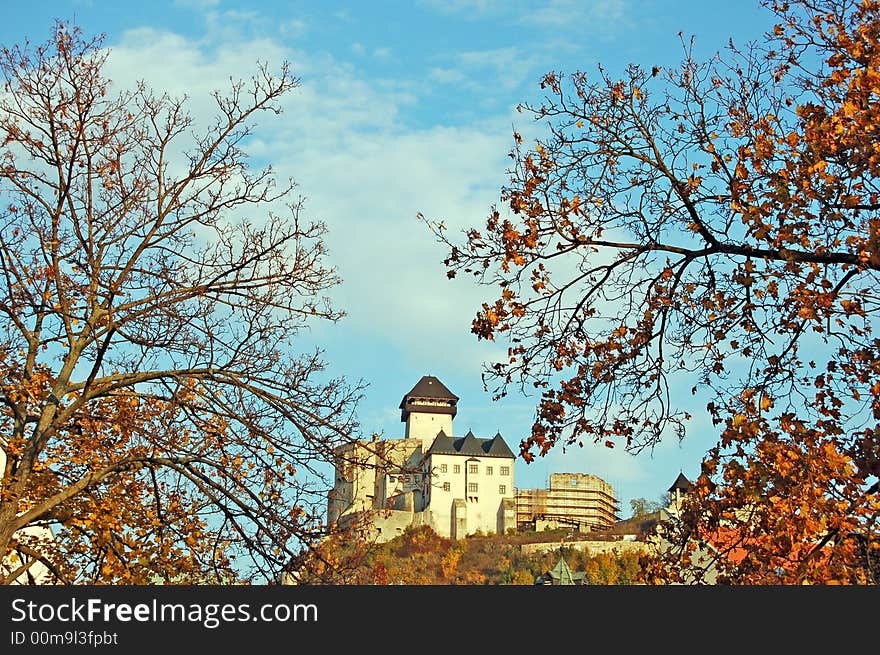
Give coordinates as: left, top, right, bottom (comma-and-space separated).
327, 375, 517, 541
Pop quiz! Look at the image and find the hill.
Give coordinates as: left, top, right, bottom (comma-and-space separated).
294, 523, 656, 585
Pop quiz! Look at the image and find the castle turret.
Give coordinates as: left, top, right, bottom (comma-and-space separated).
667, 472, 694, 513
399, 375, 458, 451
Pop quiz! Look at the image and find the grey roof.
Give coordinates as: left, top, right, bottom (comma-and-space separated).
485, 432, 515, 458
426, 430, 456, 455
668, 472, 694, 493
398, 375, 459, 409
458, 430, 483, 456
426, 430, 515, 459
547, 557, 585, 585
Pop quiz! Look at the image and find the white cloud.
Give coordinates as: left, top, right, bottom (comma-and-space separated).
460, 47, 540, 91
106, 27, 291, 93
202, 8, 268, 41
99, 18, 703, 506
428, 67, 468, 84
426, 46, 541, 97
343, 44, 391, 59
280, 19, 308, 39
273, 124, 513, 363
101, 23, 516, 377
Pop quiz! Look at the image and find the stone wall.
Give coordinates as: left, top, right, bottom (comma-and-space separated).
520, 539, 655, 556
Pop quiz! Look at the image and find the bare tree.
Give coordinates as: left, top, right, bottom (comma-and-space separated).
0, 22, 362, 584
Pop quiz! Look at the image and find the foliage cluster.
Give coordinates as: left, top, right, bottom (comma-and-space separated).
294, 525, 643, 585
423, 0, 880, 584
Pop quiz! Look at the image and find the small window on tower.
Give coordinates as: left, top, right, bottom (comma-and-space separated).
453, 465, 460, 474
485, 466, 493, 475
469, 464, 478, 474
443, 482, 451, 492
440, 463, 447, 473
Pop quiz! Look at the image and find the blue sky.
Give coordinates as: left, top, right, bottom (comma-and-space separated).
1, 1, 781, 516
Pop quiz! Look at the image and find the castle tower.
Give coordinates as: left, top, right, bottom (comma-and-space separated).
667, 472, 694, 513
399, 375, 458, 451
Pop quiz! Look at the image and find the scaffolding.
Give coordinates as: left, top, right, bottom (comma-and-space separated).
515, 473, 619, 531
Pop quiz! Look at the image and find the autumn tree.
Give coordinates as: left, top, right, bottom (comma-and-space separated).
424, 0, 880, 583
0, 23, 363, 584
629, 496, 666, 520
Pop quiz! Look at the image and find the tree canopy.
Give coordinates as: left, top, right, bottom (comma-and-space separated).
0, 22, 361, 584
424, 0, 880, 583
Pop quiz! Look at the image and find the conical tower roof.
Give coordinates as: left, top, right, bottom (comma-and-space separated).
667, 472, 694, 493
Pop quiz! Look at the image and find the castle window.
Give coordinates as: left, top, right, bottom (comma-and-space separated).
389, 476, 396, 483
469, 464, 478, 474
453, 465, 460, 474
485, 466, 493, 475
468, 482, 478, 493
499, 485, 507, 495
440, 463, 447, 473
443, 482, 451, 492
500, 466, 510, 476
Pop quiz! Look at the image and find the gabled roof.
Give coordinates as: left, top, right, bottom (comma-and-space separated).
668, 472, 694, 493
399, 375, 459, 409
425, 430, 515, 459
